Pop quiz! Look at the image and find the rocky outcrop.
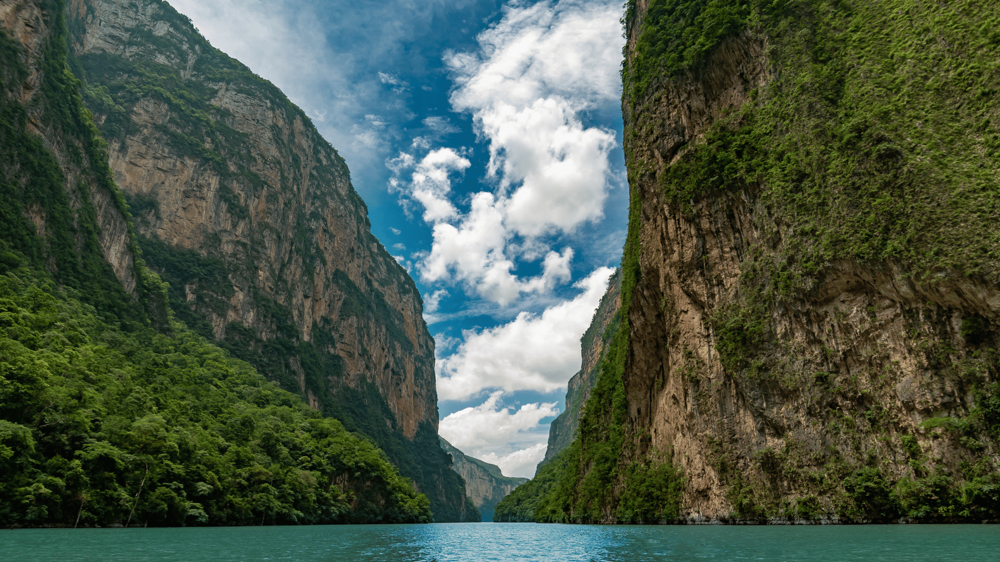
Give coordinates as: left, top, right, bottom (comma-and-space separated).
614, 0, 1000, 522
65, 0, 470, 521
440, 438, 527, 522
544, 270, 621, 462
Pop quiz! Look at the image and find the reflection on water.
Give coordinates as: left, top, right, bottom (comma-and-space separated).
1, 523, 998, 561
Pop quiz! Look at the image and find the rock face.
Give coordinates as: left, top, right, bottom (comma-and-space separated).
0, 0, 164, 324
515, 0, 1000, 524
612, 0, 1000, 522
65, 0, 471, 521
440, 438, 527, 522
543, 270, 621, 463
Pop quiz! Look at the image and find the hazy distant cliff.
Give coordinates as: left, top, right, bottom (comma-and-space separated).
543, 270, 621, 463
65, 0, 472, 521
440, 438, 526, 522
501, 0, 1000, 524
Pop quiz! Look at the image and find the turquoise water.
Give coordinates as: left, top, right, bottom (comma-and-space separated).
1, 523, 998, 561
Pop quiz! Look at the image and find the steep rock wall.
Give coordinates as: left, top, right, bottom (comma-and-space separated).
617, 0, 1000, 522
0, 0, 163, 324
65, 0, 470, 521
518, 0, 1000, 525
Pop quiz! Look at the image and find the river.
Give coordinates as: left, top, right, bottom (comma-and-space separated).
2, 523, 998, 561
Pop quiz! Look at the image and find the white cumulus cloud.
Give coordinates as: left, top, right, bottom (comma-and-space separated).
390, 0, 623, 305
447, 0, 623, 109
478, 443, 548, 480
437, 266, 614, 401
446, 0, 622, 238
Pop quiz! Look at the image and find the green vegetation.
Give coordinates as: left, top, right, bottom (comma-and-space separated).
627, 0, 1000, 280
493, 448, 573, 522
0, 267, 431, 526
615, 454, 684, 524
140, 235, 472, 522
624, 0, 768, 105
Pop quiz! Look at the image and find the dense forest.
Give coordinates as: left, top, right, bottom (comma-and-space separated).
0, 0, 431, 527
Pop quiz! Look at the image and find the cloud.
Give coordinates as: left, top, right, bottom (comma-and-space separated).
390, 148, 470, 224
389, 0, 623, 305
418, 197, 575, 305
390, 227, 402, 235
478, 443, 547, 479
447, 0, 623, 109
423, 116, 460, 135
478, 97, 616, 236
424, 289, 449, 313
437, 266, 614, 401
446, 0, 622, 237
439, 391, 557, 478
378, 72, 408, 87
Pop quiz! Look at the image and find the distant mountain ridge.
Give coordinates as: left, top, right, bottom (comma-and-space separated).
543, 270, 621, 463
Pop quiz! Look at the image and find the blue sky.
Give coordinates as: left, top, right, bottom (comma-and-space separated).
166, 0, 628, 478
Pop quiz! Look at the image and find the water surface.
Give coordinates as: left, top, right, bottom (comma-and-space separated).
2, 523, 997, 561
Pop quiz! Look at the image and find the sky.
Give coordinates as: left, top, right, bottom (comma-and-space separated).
166, 0, 628, 478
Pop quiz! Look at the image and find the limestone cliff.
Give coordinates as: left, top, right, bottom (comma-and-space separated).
513, 0, 1000, 524
64, 0, 471, 521
0, 0, 434, 527
617, 0, 1000, 522
0, 0, 165, 325
440, 438, 527, 522
543, 270, 621, 463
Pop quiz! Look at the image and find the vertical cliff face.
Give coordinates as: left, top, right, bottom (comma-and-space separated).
612, 0, 1000, 522
64, 0, 471, 521
544, 270, 621, 462
0, 0, 433, 528
512, 0, 1000, 524
440, 438, 527, 522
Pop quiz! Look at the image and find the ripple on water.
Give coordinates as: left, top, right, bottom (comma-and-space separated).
0, 523, 998, 561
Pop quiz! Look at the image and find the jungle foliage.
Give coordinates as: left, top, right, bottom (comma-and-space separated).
0, 267, 431, 527
626, 0, 1000, 279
